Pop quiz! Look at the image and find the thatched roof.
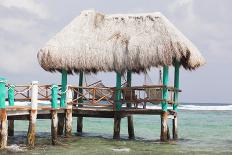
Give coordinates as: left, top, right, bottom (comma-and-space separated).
37, 10, 205, 74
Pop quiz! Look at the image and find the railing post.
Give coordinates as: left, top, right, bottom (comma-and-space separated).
8, 84, 15, 136
126, 71, 135, 139
58, 70, 67, 136
160, 66, 170, 142
65, 86, 72, 137
27, 81, 38, 148
51, 84, 58, 145
77, 71, 83, 135
0, 77, 7, 149
173, 60, 180, 140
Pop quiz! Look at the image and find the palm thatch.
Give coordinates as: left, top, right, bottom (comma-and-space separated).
37, 10, 205, 74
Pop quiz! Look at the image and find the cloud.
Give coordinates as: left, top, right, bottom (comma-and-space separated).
0, 17, 35, 33
0, 0, 49, 19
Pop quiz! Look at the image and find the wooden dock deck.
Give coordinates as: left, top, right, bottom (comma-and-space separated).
0, 82, 179, 148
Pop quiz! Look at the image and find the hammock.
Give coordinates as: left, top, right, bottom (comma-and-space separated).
144, 69, 163, 104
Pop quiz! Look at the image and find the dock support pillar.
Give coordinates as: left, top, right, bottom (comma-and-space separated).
51, 84, 58, 145
58, 70, 67, 136
27, 81, 38, 148
160, 66, 170, 142
0, 77, 7, 149
77, 71, 83, 135
172, 115, 178, 140
173, 60, 180, 140
160, 112, 169, 141
126, 71, 135, 139
77, 117, 83, 134
0, 109, 7, 149
113, 114, 121, 139
65, 87, 72, 137
8, 84, 15, 136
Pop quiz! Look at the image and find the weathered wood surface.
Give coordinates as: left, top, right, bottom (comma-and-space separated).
77, 117, 83, 134
65, 109, 72, 137
27, 110, 37, 148
0, 109, 7, 149
58, 114, 65, 136
51, 110, 58, 145
160, 111, 169, 142
113, 114, 121, 139
8, 120, 14, 136
172, 115, 178, 140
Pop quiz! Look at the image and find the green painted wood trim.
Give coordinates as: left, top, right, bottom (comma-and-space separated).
162, 66, 169, 111
60, 70, 67, 108
0, 77, 7, 109
8, 84, 15, 106
51, 84, 58, 108
78, 71, 84, 103
173, 60, 180, 111
115, 72, 122, 111
126, 71, 132, 108
127, 71, 132, 87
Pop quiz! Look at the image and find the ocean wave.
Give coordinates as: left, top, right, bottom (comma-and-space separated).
146, 104, 232, 111
6, 101, 232, 111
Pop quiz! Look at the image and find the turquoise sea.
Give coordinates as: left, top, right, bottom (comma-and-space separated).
1, 103, 232, 155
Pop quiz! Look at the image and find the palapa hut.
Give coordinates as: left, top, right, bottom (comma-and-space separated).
37, 10, 205, 141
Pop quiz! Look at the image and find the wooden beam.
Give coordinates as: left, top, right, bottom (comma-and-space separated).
115, 72, 122, 111
162, 66, 169, 111
173, 60, 180, 140
77, 71, 84, 135
126, 71, 135, 139
58, 70, 67, 136
51, 84, 58, 145
60, 70, 67, 107
65, 87, 72, 137
27, 81, 38, 148
8, 84, 15, 136
113, 114, 121, 139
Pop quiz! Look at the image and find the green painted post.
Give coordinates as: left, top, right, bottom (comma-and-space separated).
162, 66, 169, 111
78, 71, 84, 104
51, 84, 58, 108
173, 61, 180, 111
60, 70, 67, 108
127, 71, 132, 87
115, 72, 122, 111
8, 84, 15, 106
0, 77, 7, 109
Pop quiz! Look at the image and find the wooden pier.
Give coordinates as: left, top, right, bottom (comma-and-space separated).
0, 75, 180, 148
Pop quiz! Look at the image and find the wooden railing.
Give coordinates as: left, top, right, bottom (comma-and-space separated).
5, 83, 181, 110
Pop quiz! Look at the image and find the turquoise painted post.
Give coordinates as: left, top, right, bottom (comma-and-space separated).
162, 66, 169, 111
60, 70, 67, 107
51, 84, 58, 108
173, 61, 180, 111
8, 84, 15, 106
0, 77, 7, 109
78, 71, 84, 104
115, 72, 122, 111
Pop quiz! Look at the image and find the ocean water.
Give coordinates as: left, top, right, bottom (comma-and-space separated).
1, 103, 232, 155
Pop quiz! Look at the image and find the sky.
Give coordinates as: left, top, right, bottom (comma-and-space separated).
0, 0, 232, 103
